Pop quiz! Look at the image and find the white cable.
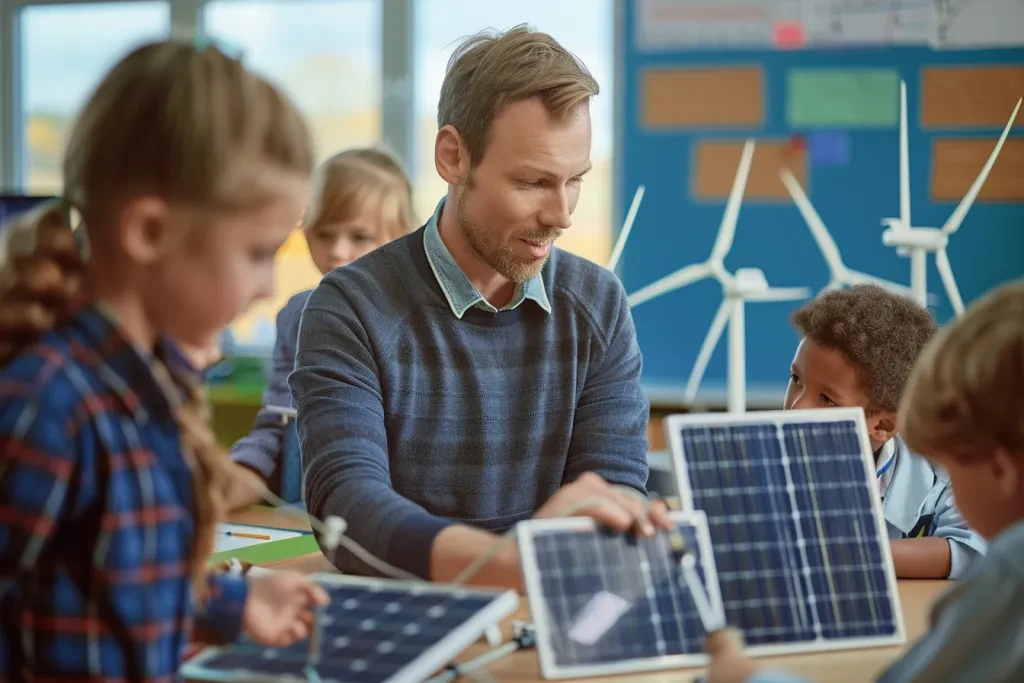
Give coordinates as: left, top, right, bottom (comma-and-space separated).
424, 641, 519, 683
232, 453, 654, 588
227, 461, 660, 678
679, 553, 725, 633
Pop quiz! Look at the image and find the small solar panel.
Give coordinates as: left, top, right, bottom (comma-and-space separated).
517, 511, 723, 679
666, 408, 905, 657
181, 574, 518, 683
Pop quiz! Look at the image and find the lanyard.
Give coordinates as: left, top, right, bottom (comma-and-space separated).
876, 448, 896, 479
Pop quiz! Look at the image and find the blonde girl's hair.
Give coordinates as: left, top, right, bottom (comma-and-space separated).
0, 39, 315, 600
303, 147, 416, 239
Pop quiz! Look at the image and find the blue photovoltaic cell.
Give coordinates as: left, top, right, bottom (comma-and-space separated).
183, 581, 507, 683
677, 419, 898, 646
531, 521, 711, 667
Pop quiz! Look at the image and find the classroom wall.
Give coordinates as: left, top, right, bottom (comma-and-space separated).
618, 1, 1024, 406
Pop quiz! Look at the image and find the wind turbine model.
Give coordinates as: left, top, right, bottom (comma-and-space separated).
627, 140, 810, 414
880, 80, 1021, 315
780, 168, 919, 298
607, 186, 645, 272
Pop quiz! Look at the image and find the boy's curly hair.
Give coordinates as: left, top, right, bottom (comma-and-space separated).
790, 284, 938, 413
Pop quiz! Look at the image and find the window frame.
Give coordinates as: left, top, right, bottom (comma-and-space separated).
0, 0, 625, 272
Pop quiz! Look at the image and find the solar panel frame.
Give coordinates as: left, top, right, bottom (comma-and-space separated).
664, 407, 906, 658
180, 573, 519, 683
517, 511, 723, 680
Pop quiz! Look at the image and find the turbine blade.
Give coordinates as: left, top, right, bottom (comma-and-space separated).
626, 262, 715, 308
710, 139, 755, 263
780, 169, 845, 272
899, 79, 911, 228
935, 249, 965, 316
684, 298, 731, 404
607, 186, 645, 272
746, 287, 812, 302
940, 97, 1022, 236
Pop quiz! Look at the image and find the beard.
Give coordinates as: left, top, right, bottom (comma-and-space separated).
455, 184, 561, 284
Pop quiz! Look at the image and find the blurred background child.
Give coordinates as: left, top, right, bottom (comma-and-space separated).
226, 147, 415, 508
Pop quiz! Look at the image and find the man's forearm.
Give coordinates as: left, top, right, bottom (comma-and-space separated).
430, 525, 523, 592
890, 538, 952, 579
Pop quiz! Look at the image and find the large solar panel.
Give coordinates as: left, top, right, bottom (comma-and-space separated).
517, 511, 723, 679
181, 574, 518, 683
666, 408, 905, 657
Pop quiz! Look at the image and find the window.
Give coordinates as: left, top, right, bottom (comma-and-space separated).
19, 2, 170, 193
413, 0, 615, 265
204, 0, 383, 347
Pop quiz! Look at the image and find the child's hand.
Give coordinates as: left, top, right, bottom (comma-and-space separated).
223, 461, 267, 511
243, 571, 330, 647
705, 628, 761, 683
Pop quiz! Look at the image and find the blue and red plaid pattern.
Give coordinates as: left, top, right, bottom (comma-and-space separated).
0, 304, 247, 681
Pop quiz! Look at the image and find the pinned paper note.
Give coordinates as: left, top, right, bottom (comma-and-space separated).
809, 131, 850, 167
922, 66, 1024, 129
931, 138, 1024, 202
787, 69, 899, 128
694, 139, 809, 201
773, 21, 805, 49
643, 66, 764, 129
567, 591, 632, 646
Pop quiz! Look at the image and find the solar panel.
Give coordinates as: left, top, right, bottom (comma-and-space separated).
666, 408, 905, 657
517, 511, 723, 679
181, 574, 518, 683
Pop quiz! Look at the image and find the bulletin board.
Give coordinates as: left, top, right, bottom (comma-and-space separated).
619, 0, 1024, 407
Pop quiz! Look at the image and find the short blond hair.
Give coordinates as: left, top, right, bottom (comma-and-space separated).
438, 24, 599, 165
303, 147, 415, 240
900, 280, 1024, 460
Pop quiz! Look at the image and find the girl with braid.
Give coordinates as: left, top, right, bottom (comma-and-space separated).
0, 39, 329, 680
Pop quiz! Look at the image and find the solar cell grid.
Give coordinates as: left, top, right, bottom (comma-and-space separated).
668, 409, 905, 657
181, 575, 518, 683
518, 512, 722, 679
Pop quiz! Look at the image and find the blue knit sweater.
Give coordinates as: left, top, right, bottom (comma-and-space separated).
290, 223, 650, 578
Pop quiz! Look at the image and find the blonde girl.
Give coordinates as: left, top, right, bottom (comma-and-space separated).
0, 39, 329, 679
227, 147, 415, 508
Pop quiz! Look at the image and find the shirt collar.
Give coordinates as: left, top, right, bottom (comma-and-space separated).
422, 197, 551, 319
881, 436, 939, 534
876, 438, 899, 497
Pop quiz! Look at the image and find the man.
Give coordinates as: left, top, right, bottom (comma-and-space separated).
291, 25, 666, 590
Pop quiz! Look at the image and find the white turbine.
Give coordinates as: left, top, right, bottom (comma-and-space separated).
780, 168, 919, 298
880, 79, 1021, 315
627, 140, 810, 414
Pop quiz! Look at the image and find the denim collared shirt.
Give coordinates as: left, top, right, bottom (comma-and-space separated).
422, 197, 551, 318
880, 437, 986, 579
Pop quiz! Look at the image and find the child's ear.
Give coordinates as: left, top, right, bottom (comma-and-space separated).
867, 410, 899, 446
120, 195, 173, 265
991, 448, 1021, 499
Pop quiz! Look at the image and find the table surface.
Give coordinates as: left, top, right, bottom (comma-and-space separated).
229, 508, 948, 683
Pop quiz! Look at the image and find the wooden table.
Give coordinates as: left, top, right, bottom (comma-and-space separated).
231, 509, 948, 683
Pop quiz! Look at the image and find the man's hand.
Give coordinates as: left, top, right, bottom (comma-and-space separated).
430, 473, 673, 591
534, 472, 674, 537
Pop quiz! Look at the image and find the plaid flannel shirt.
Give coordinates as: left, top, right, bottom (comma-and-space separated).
0, 304, 247, 681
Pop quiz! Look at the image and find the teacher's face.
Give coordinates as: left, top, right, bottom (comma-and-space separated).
455, 97, 593, 284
